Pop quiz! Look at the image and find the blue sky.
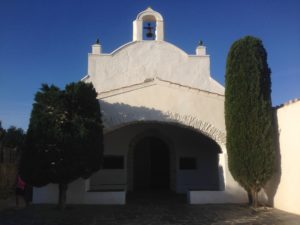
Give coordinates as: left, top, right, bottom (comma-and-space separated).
0, 0, 299, 130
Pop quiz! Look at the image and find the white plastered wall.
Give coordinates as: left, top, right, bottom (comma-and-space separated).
272, 101, 300, 215
100, 82, 225, 133
86, 41, 224, 95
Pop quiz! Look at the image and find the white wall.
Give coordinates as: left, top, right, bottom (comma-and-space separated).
33, 179, 126, 205
87, 41, 224, 95
272, 101, 300, 215
100, 83, 226, 134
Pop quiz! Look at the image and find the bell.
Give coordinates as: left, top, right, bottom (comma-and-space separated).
146, 30, 153, 38
144, 23, 154, 39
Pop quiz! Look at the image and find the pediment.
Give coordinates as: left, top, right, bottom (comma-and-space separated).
98, 77, 223, 99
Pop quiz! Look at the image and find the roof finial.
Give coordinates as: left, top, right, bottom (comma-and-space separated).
198, 40, 203, 46
95, 38, 100, 44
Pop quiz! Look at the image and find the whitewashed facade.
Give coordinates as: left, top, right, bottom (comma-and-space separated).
34, 7, 249, 205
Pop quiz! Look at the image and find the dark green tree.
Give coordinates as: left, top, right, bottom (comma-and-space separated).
0, 123, 25, 163
0, 122, 5, 162
0, 122, 5, 141
2, 126, 25, 149
2, 126, 25, 163
0, 120, 5, 163
20, 82, 103, 210
225, 36, 275, 207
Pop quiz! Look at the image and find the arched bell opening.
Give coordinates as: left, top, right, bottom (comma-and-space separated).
143, 21, 156, 40
142, 15, 157, 40
133, 7, 164, 41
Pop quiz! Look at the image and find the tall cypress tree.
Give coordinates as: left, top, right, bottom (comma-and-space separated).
225, 36, 275, 207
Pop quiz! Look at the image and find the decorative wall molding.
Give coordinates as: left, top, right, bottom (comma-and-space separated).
102, 110, 226, 145
165, 112, 226, 145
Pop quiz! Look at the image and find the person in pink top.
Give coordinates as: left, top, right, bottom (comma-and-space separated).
16, 175, 27, 207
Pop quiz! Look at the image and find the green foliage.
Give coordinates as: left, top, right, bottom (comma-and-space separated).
2, 126, 25, 149
0, 124, 25, 163
20, 82, 103, 187
0, 122, 5, 141
225, 36, 275, 197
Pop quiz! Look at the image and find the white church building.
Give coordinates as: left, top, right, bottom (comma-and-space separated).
33, 7, 260, 205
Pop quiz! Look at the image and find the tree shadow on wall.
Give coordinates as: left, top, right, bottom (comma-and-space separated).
99, 100, 170, 127
99, 100, 226, 143
264, 110, 281, 206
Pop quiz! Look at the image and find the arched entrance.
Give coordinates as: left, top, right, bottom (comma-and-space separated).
133, 137, 170, 190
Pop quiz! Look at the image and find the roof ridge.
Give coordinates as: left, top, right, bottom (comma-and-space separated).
98, 77, 224, 99
155, 77, 223, 96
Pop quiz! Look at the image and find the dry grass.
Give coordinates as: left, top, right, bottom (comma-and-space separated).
0, 163, 17, 199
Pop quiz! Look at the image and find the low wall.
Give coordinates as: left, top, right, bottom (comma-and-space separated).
189, 188, 270, 205
33, 178, 125, 205
189, 190, 247, 204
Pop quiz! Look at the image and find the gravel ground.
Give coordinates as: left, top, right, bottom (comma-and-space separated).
1, 194, 300, 225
